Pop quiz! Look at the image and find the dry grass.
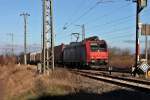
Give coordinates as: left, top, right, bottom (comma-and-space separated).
0, 64, 141, 100
109, 47, 150, 68
109, 55, 150, 68
0, 65, 78, 100
109, 47, 135, 68
0, 65, 35, 100
109, 55, 134, 68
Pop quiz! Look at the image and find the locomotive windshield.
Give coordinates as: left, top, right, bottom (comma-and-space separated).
90, 42, 107, 52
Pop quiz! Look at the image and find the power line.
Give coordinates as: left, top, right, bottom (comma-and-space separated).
63, 2, 131, 37
57, 22, 134, 42
86, 6, 150, 37
62, 0, 93, 31
65, 16, 134, 39
105, 32, 133, 40
86, 18, 134, 36
64, 0, 93, 27
88, 14, 134, 30
102, 29, 134, 38
58, 22, 135, 46
66, 1, 100, 28
64, 0, 113, 32
93, 25, 134, 36
56, 14, 134, 40
85, 2, 131, 25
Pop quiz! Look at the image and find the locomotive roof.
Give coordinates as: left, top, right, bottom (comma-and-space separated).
60, 36, 107, 48
85, 36, 99, 41
65, 39, 106, 48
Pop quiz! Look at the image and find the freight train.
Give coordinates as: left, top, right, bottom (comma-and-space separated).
20, 36, 108, 68
55, 36, 108, 67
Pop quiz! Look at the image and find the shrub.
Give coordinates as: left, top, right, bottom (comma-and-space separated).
0, 55, 17, 66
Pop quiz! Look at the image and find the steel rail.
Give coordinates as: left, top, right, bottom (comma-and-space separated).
71, 69, 150, 93
83, 70, 150, 85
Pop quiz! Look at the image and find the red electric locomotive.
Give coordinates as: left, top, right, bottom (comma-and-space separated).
63, 36, 108, 67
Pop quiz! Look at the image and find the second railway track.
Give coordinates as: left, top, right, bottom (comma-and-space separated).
71, 69, 150, 93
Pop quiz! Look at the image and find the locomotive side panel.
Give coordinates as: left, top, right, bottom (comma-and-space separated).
75, 44, 86, 64
63, 43, 86, 65
63, 46, 73, 63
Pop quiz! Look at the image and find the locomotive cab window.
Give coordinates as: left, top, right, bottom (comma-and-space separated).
99, 43, 107, 51
90, 43, 99, 51
90, 42, 107, 52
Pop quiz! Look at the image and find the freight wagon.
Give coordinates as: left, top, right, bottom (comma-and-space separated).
54, 44, 65, 64
26, 51, 41, 64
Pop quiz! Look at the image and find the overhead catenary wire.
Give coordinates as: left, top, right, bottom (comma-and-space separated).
89, 25, 135, 36
57, 14, 134, 39
105, 32, 134, 40
58, 25, 135, 42
86, 8, 150, 38
107, 34, 133, 40
64, 13, 134, 39
62, 0, 94, 31
63, 0, 93, 28
86, 17, 135, 35
88, 14, 135, 30
63, 0, 114, 32
57, 19, 135, 41
85, 2, 131, 25
63, 2, 132, 37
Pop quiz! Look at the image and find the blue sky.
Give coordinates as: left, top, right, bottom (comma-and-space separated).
0, 0, 149, 54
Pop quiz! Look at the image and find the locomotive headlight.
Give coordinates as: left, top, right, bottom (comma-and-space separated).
105, 60, 108, 63
91, 60, 95, 63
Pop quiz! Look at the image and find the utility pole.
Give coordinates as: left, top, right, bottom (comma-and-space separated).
42, 0, 46, 73
50, 0, 55, 71
145, 31, 148, 61
7, 33, 14, 55
142, 24, 150, 62
41, 29, 43, 62
42, 0, 55, 73
147, 39, 150, 61
135, 0, 140, 68
11, 33, 14, 55
20, 12, 30, 65
76, 24, 86, 41
82, 24, 85, 41
128, 0, 147, 75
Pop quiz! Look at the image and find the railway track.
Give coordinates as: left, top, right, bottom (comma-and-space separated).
71, 69, 150, 93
